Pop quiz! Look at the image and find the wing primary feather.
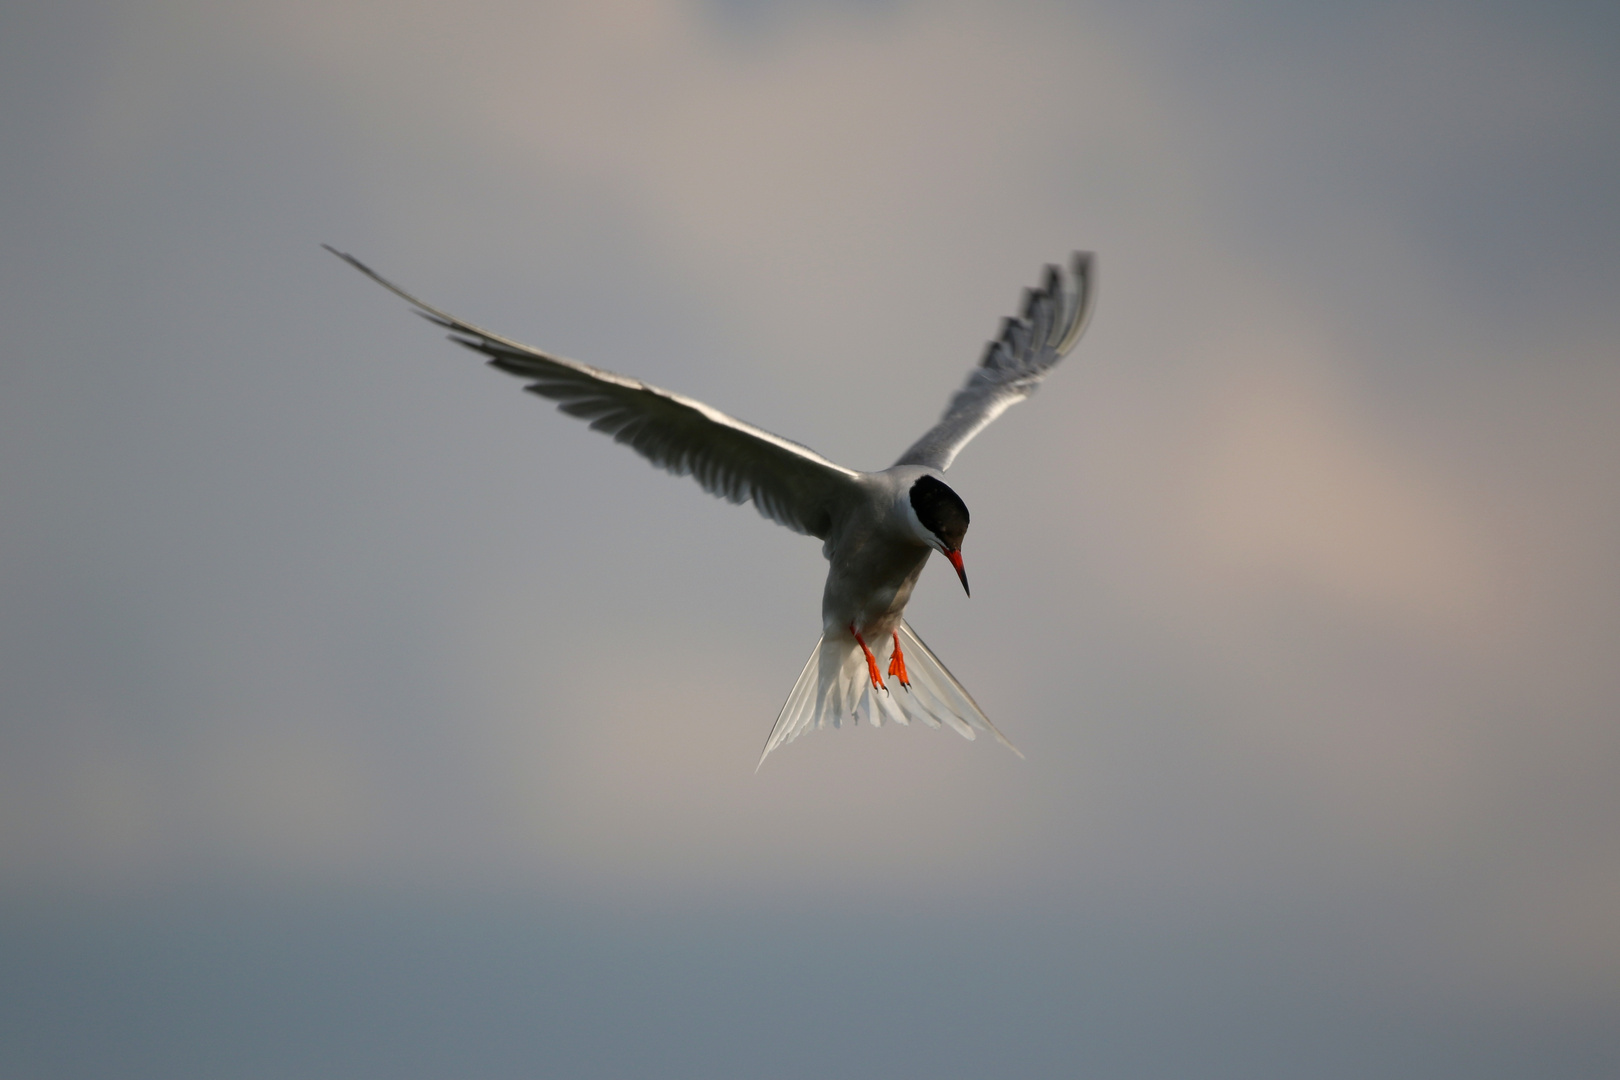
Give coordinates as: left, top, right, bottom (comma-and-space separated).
324, 244, 861, 539
892, 252, 1096, 471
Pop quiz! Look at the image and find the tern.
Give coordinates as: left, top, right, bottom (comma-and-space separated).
326, 246, 1095, 767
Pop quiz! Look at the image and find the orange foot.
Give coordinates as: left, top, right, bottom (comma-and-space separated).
850, 625, 886, 692
887, 631, 911, 688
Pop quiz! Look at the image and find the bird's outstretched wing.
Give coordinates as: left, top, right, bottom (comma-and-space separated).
892, 252, 1095, 471
326, 246, 862, 539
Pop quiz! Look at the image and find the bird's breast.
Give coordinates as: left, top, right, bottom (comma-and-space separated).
820, 532, 931, 639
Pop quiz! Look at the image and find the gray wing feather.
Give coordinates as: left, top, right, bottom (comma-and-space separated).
893, 252, 1095, 471
325, 246, 861, 539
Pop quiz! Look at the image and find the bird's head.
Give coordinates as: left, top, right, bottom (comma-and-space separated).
905, 473, 971, 596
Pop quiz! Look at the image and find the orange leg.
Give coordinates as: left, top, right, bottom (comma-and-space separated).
887, 630, 911, 688
850, 625, 886, 692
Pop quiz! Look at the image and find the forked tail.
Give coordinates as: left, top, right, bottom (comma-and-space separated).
756, 620, 1022, 769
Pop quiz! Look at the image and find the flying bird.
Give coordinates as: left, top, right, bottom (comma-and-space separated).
326, 245, 1095, 767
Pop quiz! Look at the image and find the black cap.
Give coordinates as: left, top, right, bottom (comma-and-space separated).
909, 474, 969, 551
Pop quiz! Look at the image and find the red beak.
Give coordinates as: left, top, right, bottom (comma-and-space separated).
945, 549, 969, 597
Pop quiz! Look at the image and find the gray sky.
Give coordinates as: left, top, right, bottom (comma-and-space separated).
2, 0, 1617, 1075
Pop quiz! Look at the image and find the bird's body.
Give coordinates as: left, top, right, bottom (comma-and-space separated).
327, 246, 1095, 766
819, 464, 934, 641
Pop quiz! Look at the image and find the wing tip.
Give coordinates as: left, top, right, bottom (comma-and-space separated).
1058, 250, 1097, 355
322, 242, 457, 327
322, 242, 371, 278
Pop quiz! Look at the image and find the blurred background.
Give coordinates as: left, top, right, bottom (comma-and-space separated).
2, 0, 1617, 1076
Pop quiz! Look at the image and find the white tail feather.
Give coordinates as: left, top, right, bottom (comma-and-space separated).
756, 620, 1022, 769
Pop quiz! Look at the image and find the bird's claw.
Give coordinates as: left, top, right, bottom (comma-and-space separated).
851, 625, 886, 693
888, 631, 911, 689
